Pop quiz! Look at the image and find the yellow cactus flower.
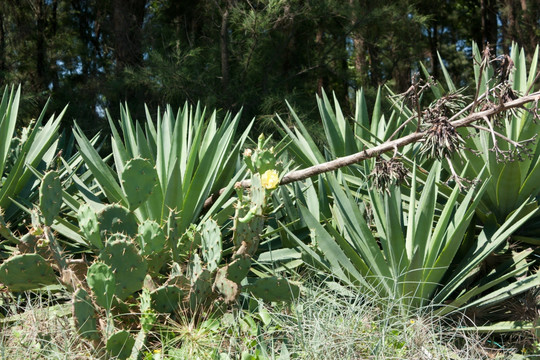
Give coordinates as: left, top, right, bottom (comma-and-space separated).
261, 169, 279, 189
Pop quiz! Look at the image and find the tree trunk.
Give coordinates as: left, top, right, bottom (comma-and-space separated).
112, 0, 146, 71
350, 0, 367, 87
315, 27, 324, 95
220, 4, 230, 93
36, 0, 47, 89
0, 12, 5, 82
429, 25, 439, 79
519, 0, 539, 58
480, 0, 498, 47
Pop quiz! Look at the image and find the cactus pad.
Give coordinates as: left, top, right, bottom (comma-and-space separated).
0, 254, 57, 291
227, 255, 251, 283
137, 220, 166, 256
77, 204, 103, 249
150, 285, 183, 313
87, 262, 116, 310
121, 158, 158, 211
200, 219, 222, 272
167, 209, 180, 259
140, 288, 155, 332
232, 215, 264, 256
137, 219, 170, 272
106, 330, 135, 360
189, 269, 213, 311
72, 288, 99, 340
0, 211, 18, 243
254, 149, 276, 174
99, 239, 147, 300
97, 204, 138, 239
214, 267, 240, 303
249, 173, 265, 210
39, 171, 63, 226
247, 276, 299, 302
188, 253, 203, 284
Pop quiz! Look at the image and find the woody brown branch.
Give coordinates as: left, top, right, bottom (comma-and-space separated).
202, 91, 540, 211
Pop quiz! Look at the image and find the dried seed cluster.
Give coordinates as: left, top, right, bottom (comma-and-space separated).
369, 157, 408, 193
420, 112, 464, 160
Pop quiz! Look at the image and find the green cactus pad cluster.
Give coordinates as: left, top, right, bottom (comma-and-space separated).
243, 134, 279, 175
0, 254, 57, 291
106, 330, 135, 360
39, 171, 63, 226
87, 262, 116, 310
247, 276, 299, 302
99, 239, 147, 300
200, 219, 221, 272
77, 204, 103, 249
254, 150, 276, 174
150, 285, 183, 313
121, 158, 158, 211
72, 288, 99, 340
97, 204, 138, 239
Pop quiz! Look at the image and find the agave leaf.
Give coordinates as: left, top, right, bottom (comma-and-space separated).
438, 249, 533, 315
74, 124, 127, 206
0, 88, 64, 223
434, 200, 539, 304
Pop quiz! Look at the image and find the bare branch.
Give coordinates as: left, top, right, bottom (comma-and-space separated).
202, 91, 540, 211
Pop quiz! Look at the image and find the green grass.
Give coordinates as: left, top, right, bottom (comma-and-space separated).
1, 282, 537, 359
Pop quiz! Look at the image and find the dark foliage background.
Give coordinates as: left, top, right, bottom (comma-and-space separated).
0, 0, 538, 134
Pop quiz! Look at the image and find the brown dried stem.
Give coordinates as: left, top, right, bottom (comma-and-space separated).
202, 91, 540, 211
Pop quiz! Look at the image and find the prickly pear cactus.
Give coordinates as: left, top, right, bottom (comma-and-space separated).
137, 220, 166, 255
232, 175, 266, 256
0, 254, 57, 291
226, 255, 251, 283
72, 288, 100, 340
189, 267, 214, 311
99, 239, 147, 300
39, 171, 62, 226
200, 219, 221, 272
97, 204, 138, 239
0, 210, 18, 243
77, 204, 103, 249
120, 158, 158, 211
247, 276, 299, 302
150, 285, 183, 313
213, 268, 240, 303
166, 208, 182, 261
243, 134, 280, 175
137, 220, 168, 273
106, 330, 135, 360
212, 255, 251, 303
87, 262, 116, 310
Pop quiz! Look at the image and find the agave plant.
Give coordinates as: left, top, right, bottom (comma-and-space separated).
67, 102, 251, 238
432, 44, 540, 243
276, 89, 403, 181
0, 86, 65, 237
283, 163, 538, 312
